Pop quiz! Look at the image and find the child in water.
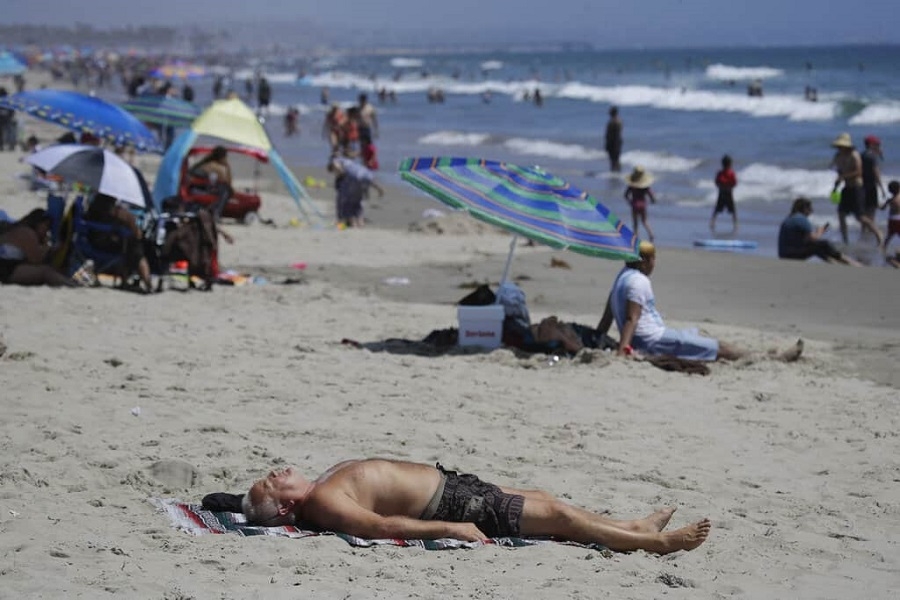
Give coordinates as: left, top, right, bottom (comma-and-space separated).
710, 154, 738, 234
880, 179, 900, 254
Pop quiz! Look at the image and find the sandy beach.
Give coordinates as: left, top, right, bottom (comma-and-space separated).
1, 77, 899, 599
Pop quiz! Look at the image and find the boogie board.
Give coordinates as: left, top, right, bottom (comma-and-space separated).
693, 239, 758, 250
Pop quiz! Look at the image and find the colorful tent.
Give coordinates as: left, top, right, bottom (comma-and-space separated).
151, 97, 322, 223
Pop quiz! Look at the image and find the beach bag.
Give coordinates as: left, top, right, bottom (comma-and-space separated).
496, 282, 531, 330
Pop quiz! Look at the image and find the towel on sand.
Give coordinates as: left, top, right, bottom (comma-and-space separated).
151, 498, 608, 553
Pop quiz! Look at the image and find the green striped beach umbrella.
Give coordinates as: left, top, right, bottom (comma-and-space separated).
399, 157, 638, 281
120, 94, 201, 130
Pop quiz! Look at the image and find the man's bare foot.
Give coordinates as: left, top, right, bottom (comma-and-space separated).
633, 507, 676, 533
657, 518, 711, 554
779, 339, 804, 362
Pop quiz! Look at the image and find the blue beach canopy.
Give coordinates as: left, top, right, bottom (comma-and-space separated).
0, 89, 162, 153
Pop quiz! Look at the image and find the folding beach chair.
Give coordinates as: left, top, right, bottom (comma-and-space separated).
68, 196, 135, 284
46, 192, 66, 244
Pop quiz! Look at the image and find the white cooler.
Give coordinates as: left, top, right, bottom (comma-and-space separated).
457, 304, 505, 349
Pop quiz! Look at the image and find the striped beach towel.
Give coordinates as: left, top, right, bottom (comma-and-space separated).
151, 498, 608, 553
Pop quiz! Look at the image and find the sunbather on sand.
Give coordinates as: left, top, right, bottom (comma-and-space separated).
0, 208, 75, 287
242, 458, 711, 555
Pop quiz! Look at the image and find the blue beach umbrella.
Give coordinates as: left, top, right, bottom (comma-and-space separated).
0, 51, 27, 76
399, 156, 639, 282
120, 94, 201, 130
0, 89, 162, 153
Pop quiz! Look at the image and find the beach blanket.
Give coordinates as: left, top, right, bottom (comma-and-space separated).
152, 498, 608, 553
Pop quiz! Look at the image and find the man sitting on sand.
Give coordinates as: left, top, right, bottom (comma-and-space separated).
242, 458, 711, 555
596, 241, 803, 362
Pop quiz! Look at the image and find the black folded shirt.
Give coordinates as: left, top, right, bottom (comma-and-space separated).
201, 492, 244, 513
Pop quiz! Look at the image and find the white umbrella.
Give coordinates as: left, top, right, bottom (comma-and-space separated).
25, 144, 150, 209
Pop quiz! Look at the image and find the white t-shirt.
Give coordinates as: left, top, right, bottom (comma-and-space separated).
609, 267, 666, 344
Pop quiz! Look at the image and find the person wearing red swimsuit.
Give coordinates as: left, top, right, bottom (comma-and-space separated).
624, 166, 657, 242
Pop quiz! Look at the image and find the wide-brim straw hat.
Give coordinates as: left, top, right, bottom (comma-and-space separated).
627, 166, 654, 188
831, 132, 854, 149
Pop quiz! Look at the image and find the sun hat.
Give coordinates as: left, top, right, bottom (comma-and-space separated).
864, 135, 881, 146
627, 166, 654, 188
626, 240, 656, 266
831, 132, 853, 149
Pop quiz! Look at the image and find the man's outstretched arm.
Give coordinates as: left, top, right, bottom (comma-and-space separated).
309, 495, 486, 541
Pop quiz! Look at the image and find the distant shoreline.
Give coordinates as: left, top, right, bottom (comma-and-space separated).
2, 22, 898, 56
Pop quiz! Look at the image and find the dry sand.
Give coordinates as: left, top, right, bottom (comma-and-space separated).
1, 79, 899, 599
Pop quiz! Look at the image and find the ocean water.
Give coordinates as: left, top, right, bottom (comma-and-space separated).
201, 45, 900, 258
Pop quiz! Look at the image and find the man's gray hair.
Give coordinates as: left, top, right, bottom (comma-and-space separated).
242, 489, 297, 526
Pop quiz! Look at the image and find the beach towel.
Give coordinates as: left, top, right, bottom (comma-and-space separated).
151, 498, 608, 553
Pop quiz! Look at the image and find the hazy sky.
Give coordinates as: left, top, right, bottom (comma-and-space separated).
3, 0, 895, 48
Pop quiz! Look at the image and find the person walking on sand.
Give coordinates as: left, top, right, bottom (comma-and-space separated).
624, 166, 656, 242
880, 180, 900, 254
604, 106, 623, 172
830, 133, 883, 247
710, 154, 738, 234
241, 458, 711, 555
329, 155, 384, 229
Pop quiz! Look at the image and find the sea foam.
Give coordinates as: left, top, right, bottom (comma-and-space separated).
416, 132, 704, 168
390, 57, 424, 68
705, 64, 784, 81
556, 82, 835, 122
419, 131, 491, 146
848, 102, 900, 125
503, 138, 605, 161
620, 150, 702, 173
297, 70, 837, 122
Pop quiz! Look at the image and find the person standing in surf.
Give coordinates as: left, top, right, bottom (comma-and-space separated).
604, 106, 623, 172
830, 133, 883, 247
861, 135, 886, 221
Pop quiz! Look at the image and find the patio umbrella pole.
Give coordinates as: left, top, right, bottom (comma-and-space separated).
499, 234, 519, 287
